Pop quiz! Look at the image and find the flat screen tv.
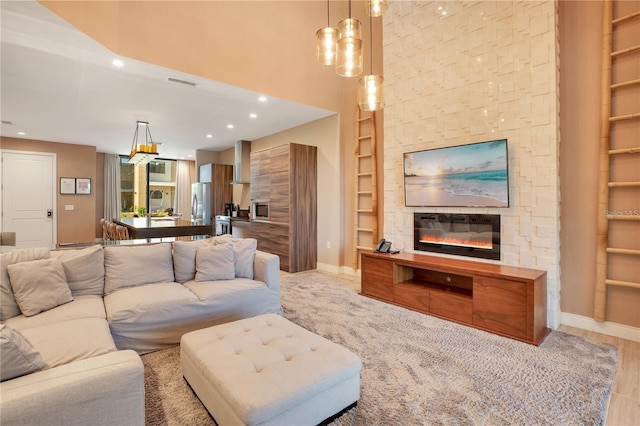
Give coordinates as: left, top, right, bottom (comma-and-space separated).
403, 139, 509, 208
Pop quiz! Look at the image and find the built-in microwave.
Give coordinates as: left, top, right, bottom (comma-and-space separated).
251, 200, 269, 220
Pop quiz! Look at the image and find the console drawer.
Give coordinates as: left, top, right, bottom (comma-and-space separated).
430, 291, 472, 324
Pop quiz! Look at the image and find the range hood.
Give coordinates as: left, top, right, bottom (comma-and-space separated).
229, 140, 251, 184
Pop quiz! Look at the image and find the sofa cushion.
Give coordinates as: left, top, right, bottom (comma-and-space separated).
212, 237, 257, 279
51, 245, 104, 296
104, 282, 205, 353
20, 318, 116, 368
104, 243, 174, 294
7, 258, 73, 317
195, 244, 235, 281
172, 239, 211, 283
5, 295, 106, 331
0, 324, 50, 381
0, 248, 50, 321
230, 238, 257, 279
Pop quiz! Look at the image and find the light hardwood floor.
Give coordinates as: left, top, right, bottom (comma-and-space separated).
326, 272, 639, 425
557, 325, 640, 426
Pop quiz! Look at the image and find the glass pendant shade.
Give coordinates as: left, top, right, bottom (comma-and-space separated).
336, 37, 363, 77
338, 18, 361, 40
316, 27, 340, 65
358, 74, 385, 111
367, 0, 388, 17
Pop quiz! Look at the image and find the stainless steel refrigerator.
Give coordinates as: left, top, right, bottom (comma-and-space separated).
191, 182, 212, 225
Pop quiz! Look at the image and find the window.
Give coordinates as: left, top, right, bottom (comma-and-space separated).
119, 158, 177, 217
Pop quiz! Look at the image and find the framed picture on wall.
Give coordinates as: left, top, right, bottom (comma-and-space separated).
60, 177, 76, 194
76, 178, 91, 195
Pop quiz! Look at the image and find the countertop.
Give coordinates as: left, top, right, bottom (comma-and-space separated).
231, 216, 251, 226
231, 217, 250, 224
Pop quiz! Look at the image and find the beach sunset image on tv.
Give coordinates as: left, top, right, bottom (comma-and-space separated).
403, 139, 509, 208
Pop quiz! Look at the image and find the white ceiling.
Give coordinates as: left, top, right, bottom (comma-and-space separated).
0, 0, 334, 160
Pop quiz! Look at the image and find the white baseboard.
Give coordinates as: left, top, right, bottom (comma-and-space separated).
315, 262, 341, 275
316, 263, 361, 277
560, 312, 640, 343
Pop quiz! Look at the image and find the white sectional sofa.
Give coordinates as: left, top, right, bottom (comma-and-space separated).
0, 236, 281, 426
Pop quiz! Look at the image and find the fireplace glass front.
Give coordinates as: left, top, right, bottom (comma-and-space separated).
414, 213, 501, 260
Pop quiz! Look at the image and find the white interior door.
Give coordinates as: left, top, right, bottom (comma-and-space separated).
1, 150, 56, 248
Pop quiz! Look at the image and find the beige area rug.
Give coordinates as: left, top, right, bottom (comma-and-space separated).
142, 271, 618, 425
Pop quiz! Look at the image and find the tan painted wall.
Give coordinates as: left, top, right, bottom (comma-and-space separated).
40, 0, 384, 270
559, 0, 639, 327
1, 137, 96, 244
250, 115, 341, 270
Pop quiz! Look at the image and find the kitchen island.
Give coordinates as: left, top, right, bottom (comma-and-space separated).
113, 217, 212, 240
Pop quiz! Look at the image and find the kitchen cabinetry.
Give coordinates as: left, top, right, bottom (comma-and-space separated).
200, 163, 233, 217
361, 251, 549, 345
211, 164, 233, 216
250, 143, 317, 272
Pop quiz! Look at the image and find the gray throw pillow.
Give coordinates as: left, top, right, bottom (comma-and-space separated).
0, 248, 51, 321
172, 239, 211, 283
0, 324, 50, 381
195, 244, 236, 281
7, 257, 73, 317
230, 238, 257, 279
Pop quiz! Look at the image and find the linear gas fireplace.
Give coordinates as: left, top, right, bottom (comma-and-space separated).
414, 213, 501, 260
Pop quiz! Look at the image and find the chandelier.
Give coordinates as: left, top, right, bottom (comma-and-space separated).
128, 121, 159, 164
358, 13, 385, 111
316, 0, 386, 110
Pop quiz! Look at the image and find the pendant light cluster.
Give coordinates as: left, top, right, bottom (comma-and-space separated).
316, 0, 386, 111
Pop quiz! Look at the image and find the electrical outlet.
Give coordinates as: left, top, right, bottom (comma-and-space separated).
65, 205, 74, 211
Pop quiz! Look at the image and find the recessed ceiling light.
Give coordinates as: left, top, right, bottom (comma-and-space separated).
17, 131, 25, 135
206, 134, 213, 138
258, 96, 267, 102
250, 113, 257, 119
112, 59, 124, 67
227, 124, 234, 129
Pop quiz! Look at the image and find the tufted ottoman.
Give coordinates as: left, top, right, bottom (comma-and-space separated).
180, 314, 362, 426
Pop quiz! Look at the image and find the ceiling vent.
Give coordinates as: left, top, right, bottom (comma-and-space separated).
166, 77, 197, 87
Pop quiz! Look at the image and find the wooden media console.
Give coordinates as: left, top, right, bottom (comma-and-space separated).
361, 251, 550, 345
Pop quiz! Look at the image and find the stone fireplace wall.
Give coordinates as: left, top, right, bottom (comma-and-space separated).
383, 1, 560, 327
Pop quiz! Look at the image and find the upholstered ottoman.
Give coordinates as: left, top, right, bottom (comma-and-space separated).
180, 314, 361, 426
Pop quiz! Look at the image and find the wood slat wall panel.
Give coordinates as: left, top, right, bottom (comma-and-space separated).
250, 143, 317, 273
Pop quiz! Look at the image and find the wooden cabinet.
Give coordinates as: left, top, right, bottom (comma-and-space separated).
250, 143, 317, 273
360, 252, 549, 345
211, 164, 233, 217
250, 150, 270, 201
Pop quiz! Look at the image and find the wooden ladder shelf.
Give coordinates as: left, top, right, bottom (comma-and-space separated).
353, 107, 379, 269
594, 2, 640, 321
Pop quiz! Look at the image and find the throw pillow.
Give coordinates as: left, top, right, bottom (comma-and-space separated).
0, 248, 50, 321
172, 239, 212, 283
51, 245, 105, 296
7, 257, 73, 317
231, 238, 258, 279
195, 244, 235, 281
0, 324, 50, 381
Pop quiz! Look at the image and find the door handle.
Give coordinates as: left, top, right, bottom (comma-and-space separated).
47, 209, 53, 218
